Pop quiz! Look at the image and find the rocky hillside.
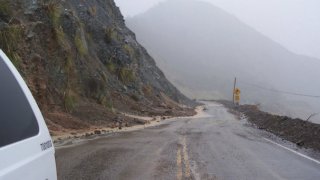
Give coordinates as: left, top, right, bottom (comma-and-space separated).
0, 0, 195, 134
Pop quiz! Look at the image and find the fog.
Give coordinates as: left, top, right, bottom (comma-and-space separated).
125, 0, 320, 123
115, 0, 320, 59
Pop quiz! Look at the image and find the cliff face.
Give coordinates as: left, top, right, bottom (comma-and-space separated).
0, 0, 195, 133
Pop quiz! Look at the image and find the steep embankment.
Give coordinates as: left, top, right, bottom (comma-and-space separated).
0, 0, 195, 135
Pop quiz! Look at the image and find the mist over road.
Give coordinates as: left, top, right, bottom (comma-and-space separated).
56, 103, 320, 180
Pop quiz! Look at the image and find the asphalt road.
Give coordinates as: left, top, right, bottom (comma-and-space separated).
56, 102, 320, 180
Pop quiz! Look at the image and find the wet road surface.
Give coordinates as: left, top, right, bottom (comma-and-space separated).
56, 103, 320, 180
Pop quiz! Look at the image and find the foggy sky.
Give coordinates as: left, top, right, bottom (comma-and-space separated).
114, 0, 320, 59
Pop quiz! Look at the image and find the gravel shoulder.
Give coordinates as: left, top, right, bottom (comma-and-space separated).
218, 100, 320, 152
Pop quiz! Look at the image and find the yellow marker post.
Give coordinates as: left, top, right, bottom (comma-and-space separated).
234, 88, 241, 105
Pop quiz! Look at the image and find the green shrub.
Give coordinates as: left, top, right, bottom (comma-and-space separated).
123, 44, 134, 57
86, 32, 93, 44
64, 53, 73, 74
98, 93, 113, 110
75, 32, 88, 56
88, 6, 97, 16
52, 27, 73, 76
0, 25, 23, 68
0, 26, 23, 49
104, 27, 117, 43
119, 67, 135, 84
106, 99, 113, 111
44, 0, 62, 27
9, 52, 21, 68
53, 27, 70, 50
106, 61, 116, 73
100, 72, 108, 82
98, 94, 107, 106
64, 91, 76, 112
0, 0, 11, 15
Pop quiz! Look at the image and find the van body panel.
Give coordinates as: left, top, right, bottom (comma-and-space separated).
1, 149, 56, 179
0, 50, 57, 180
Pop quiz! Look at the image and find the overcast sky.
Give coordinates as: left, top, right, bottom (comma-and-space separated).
114, 0, 320, 59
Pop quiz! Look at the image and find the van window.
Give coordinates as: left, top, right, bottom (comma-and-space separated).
0, 56, 39, 148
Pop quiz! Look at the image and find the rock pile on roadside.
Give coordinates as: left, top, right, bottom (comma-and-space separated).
219, 100, 320, 152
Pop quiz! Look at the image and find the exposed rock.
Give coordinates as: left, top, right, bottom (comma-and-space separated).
0, 0, 196, 133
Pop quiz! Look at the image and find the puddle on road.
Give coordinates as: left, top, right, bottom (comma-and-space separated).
233, 132, 258, 142
147, 123, 170, 129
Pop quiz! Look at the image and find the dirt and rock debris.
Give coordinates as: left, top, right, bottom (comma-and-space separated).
53, 106, 205, 147
0, 0, 197, 136
219, 100, 320, 152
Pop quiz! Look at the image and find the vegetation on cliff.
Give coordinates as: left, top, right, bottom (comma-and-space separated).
0, 0, 195, 134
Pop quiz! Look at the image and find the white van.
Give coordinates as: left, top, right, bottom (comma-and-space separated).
0, 50, 57, 180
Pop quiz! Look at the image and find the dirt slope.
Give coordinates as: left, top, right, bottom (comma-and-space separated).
0, 0, 196, 134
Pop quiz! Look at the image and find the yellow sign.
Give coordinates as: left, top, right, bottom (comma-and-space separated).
234, 88, 241, 95
234, 88, 241, 104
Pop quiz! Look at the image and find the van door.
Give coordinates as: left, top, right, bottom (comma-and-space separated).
0, 50, 57, 180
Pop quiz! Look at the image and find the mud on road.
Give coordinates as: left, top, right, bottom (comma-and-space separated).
56, 102, 320, 180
